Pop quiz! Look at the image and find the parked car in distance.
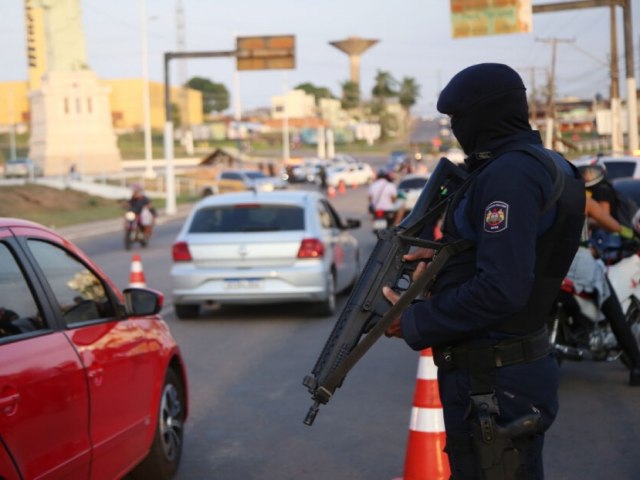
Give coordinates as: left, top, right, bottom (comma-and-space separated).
572, 155, 640, 180
330, 153, 358, 166
171, 190, 362, 318
0, 217, 188, 480
216, 169, 288, 193
289, 158, 328, 184
395, 173, 430, 212
3, 157, 44, 178
386, 150, 408, 173
325, 162, 375, 188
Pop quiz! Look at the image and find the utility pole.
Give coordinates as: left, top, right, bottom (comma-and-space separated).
518, 66, 543, 129
536, 37, 575, 150
533, 0, 638, 153
610, 4, 624, 153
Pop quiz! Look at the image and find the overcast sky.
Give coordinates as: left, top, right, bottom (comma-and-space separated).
2, 1, 639, 117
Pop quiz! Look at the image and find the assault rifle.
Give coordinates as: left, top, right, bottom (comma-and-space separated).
303, 157, 471, 426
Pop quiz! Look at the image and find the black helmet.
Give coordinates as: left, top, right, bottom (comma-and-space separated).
578, 163, 606, 188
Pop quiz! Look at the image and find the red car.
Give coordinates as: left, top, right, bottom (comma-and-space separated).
0, 218, 188, 480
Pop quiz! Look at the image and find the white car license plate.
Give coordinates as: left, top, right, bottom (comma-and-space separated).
223, 278, 263, 289
373, 219, 388, 230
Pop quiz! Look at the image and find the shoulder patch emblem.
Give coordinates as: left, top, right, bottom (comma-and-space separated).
484, 201, 509, 233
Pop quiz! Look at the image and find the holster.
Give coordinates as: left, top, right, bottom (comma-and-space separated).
469, 393, 543, 480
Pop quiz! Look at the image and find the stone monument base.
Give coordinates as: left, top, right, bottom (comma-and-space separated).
29, 70, 122, 176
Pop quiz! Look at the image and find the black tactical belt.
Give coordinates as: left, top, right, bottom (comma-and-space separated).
433, 328, 551, 371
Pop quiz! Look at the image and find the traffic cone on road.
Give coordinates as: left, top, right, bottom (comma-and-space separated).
393, 348, 450, 480
327, 185, 336, 198
338, 180, 347, 194
129, 254, 147, 288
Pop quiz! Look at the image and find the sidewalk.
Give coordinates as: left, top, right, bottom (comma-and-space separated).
55, 203, 194, 242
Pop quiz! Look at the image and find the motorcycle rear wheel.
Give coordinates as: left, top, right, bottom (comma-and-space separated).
620, 296, 640, 369
124, 230, 134, 250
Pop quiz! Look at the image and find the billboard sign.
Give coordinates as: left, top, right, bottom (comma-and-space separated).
236, 35, 295, 71
450, 0, 532, 38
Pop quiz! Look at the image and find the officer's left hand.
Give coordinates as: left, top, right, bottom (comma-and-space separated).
382, 286, 404, 339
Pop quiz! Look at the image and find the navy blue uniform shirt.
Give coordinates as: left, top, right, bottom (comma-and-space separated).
401, 131, 574, 349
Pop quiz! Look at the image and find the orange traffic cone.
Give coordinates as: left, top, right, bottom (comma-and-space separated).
327, 185, 336, 198
129, 254, 147, 287
338, 180, 347, 194
393, 348, 450, 480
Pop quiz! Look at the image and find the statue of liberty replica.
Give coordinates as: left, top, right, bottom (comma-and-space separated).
27, 0, 122, 176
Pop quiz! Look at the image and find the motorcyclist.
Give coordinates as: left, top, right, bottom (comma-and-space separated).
580, 162, 638, 261
125, 183, 156, 237
367, 168, 398, 223
565, 187, 640, 385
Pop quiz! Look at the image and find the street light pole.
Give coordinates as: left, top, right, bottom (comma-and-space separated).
163, 53, 176, 216
140, 0, 154, 178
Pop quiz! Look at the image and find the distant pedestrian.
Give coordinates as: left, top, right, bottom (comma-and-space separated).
68, 163, 79, 181
318, 165, 328, 192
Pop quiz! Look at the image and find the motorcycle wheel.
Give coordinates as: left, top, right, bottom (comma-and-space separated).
124, 230, 133, 250
620, 296, 640, 368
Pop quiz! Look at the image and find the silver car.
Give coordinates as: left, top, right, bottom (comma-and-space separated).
4, 157, 43, 178
171, 190, 361, 318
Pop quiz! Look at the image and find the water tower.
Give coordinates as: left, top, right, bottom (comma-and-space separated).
329, 36, 379, 87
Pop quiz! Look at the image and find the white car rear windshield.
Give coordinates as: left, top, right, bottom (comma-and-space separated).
189, 204, 305, 233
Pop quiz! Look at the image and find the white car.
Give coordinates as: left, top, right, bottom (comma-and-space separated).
290, 158, 328, 183
216, 169, 288, 193
572, 155, 640, 180
171, 190, 361, 318
325, 162, 375, 188
395, 173, 430, 212
4, 157, 44, 178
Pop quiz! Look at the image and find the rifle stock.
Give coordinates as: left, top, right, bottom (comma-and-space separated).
303, 157, 469, 425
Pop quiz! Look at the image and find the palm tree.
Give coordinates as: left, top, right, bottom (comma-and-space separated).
398, 77, 421, 132
371, 70, 397, 104
340, 80, 360, 110
398, 77, 420, 115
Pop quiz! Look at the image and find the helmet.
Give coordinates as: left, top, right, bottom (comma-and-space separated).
377, 168, 388, 179
578, 163, 606, 188
130, 183, 144, 193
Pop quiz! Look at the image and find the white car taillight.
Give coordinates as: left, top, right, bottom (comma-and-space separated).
172, 241, 192, 262
297, 238, 324, 258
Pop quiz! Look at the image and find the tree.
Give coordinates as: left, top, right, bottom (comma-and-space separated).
371, 70, 397, 102
340, 80, 360, 110
398, 77, 420, 115
185, 76, 230, 114
294, 82, 334, 104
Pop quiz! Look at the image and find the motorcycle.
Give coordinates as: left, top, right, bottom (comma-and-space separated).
548, 242, 640, 368
371, 209, 399, 234
124, 207, 154, 250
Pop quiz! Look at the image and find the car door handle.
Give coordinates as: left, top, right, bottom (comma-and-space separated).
0, 391, 20, 416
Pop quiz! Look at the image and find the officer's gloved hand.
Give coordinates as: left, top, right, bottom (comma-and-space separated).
619, 225, 640, 248
619, 225, 635, 240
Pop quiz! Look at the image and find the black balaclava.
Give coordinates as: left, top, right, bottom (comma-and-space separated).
437, 63, 531, 157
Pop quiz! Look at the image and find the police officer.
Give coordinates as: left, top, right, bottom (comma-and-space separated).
383, 63, 585, 479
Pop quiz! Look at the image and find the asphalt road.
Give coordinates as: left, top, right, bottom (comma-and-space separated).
65, 161, 640, 480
